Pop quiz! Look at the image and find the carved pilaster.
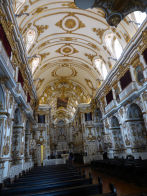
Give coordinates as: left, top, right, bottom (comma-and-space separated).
12, 124, 24, 164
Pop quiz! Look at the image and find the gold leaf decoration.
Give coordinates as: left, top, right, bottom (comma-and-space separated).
88, 43, 100, 51
40, 52, 50, 61
55, 13, 85, 33
32, 6, 48, 15
38, 41, 50, 49
22, 23, 32, 34
93, 28, 106, 39
85, 53, 95, 62
62, 2, 77, 9
34, 24, 48, 37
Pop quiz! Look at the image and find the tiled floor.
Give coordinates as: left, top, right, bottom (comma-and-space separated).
80, 166, 147, 196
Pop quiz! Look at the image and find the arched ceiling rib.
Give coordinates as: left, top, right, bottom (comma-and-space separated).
15, 0, 135, 122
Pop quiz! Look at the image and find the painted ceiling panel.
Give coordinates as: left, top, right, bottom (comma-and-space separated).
14, 0, 137, 122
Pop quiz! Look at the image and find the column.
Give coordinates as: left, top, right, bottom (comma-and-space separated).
129, 65, 136, 82
0, 113, 7, 183
12, 124, 24, 164
25, 131, 31, 161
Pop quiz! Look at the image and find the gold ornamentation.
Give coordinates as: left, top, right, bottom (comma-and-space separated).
40, 52, 50, 61
59, 37, 76, 42
21, 23, 32, 34
65, 19, 76, 29
56, 44, 78, 56
0, 9, 35, 104
93, 28, 106, 40
34, 24, 48, 37
32, 7, 48, 15
19, 5, 29, 15
55, 13, 85, 33
38, 40, 50, 49
142, 30, 147, 45
62, 2, 77, 9
85, 53, 96, 62
85, 79, 96, 95
88, 43, 100, 51
36, 78, 44, 90
51, 63, 77, 78
124, 33, 130, 43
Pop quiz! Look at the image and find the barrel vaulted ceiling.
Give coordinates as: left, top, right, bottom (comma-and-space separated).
13, 0, 138, 122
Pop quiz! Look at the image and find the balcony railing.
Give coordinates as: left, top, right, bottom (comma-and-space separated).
38, 123, 47, 128
85, 121, 93, 127
119, 82, 137, 102
105, 100, 117, 113
0, 41, 15, 77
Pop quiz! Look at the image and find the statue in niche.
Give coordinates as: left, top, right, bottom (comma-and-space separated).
125, 135, 130, 146
135, 65, 144, 84
58, 127, 66, 141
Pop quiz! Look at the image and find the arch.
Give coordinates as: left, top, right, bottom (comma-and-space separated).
31, 56, 40, 74
25, 29, 36, 52
0, 85, 5, 110
105, 33, 123, 60
14, 0, 26, 13
110, 116, 124, 155
127, 103, 143, 119
14, 108, 22, 125
111, 116, 120, 128
127, 103, 147, 149
94, 58, 108, 80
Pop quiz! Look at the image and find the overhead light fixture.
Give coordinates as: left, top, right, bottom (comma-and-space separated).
74, 0, 95, 9
15, 12, 29, 17
128, 20, 141, 26
108, 57, 117, 62
27, 55, 38, 59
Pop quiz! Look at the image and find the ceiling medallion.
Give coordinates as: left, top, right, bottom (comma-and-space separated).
56, 44, 78, 56
51, 64, 77, 78
55, 13, 85, 33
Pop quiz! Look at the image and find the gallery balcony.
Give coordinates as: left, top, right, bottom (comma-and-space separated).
105, 100, 117, 113
0, 41, 15, 78
17, 83, 27, 103
38, 123, 47, 129
84, 121, 93, 127
119, 82, 137, 102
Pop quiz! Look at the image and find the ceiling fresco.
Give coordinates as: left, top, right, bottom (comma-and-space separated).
13, 0, 142, 122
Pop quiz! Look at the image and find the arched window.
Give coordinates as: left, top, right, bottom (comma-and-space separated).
94, 59, 108, 80
128, 11, 146, 27
134, 11, 146, 26
25, 29, 36, 52
31, 56, 40, 74
105, 33, 123, 59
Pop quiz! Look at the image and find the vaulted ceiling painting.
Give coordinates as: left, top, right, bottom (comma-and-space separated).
14, 0, 141, 122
